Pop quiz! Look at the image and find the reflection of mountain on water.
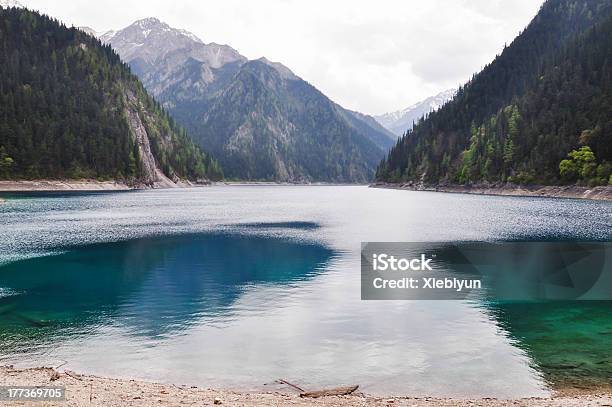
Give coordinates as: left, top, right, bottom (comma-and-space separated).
486, 301, 612, 392
0, 233, 335, 344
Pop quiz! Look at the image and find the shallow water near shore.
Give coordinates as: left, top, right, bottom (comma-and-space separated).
0, 186, 610, 397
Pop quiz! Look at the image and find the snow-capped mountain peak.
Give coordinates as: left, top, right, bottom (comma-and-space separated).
85, 17, 254, 76
119, 17, 203, 43
135, 17, 162, 27
179, 28, 203, 44
99, 30, 117, 43
0, 0, 23, 8
374, 89, 457, 137
78, 26, 101, 37
101, 18, 202, 65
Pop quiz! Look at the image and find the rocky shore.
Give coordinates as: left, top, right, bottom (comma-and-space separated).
0, 180, 132, 192
0, 367, 610, 407
0, 180, 352, 192
371, 182, 612, 201
0, 178, 206, 192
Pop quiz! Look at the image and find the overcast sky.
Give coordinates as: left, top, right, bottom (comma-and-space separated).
19, 0, 543, 115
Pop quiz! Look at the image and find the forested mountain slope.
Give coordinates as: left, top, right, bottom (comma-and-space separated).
377, 0, 612, 187
0, 7, 222, 184
104, 18, 394, 182
188, 59, 389, 181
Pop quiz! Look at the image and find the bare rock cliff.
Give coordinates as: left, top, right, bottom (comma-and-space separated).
124, 91, 183, 188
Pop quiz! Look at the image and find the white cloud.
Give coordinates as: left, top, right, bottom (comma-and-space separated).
20, 0, 542, 115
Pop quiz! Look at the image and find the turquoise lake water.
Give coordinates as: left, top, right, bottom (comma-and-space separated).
0, 186, 610, 397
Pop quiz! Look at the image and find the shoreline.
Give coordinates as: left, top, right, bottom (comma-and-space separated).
0, 179, 211, 192
0, 367, 610, 407
0, 180, 134, 192
371, 182, 612, 201
2, 179, 611, 200
220, 181, 365, 186
0, 179, 365, 192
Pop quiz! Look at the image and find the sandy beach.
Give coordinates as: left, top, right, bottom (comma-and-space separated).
371, 183, 612, 201
0, 367, 610, 407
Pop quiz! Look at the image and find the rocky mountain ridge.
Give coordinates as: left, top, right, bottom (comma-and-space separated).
97, 18, 395, 182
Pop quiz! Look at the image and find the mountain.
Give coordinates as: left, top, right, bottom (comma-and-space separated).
374, 89, 456, 137
77, 26, 100, 37
0, 0, 22, 8
77, 26, 117, 40
377, 0, 612, 187
102, 18, 395, 182
0, 7, 222, 185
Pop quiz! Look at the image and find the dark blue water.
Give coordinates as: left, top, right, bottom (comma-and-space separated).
0, 234, 333, 337
0, 186, 610, 397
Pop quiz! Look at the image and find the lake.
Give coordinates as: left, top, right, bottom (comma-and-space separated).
0, 186, 610, 398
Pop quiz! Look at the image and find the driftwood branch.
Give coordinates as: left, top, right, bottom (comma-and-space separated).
300, 385, 359, 398
54, 360, 67, 369
277, 379, 305, 393
63, 370, 82, 381
277, 379, 359, 398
